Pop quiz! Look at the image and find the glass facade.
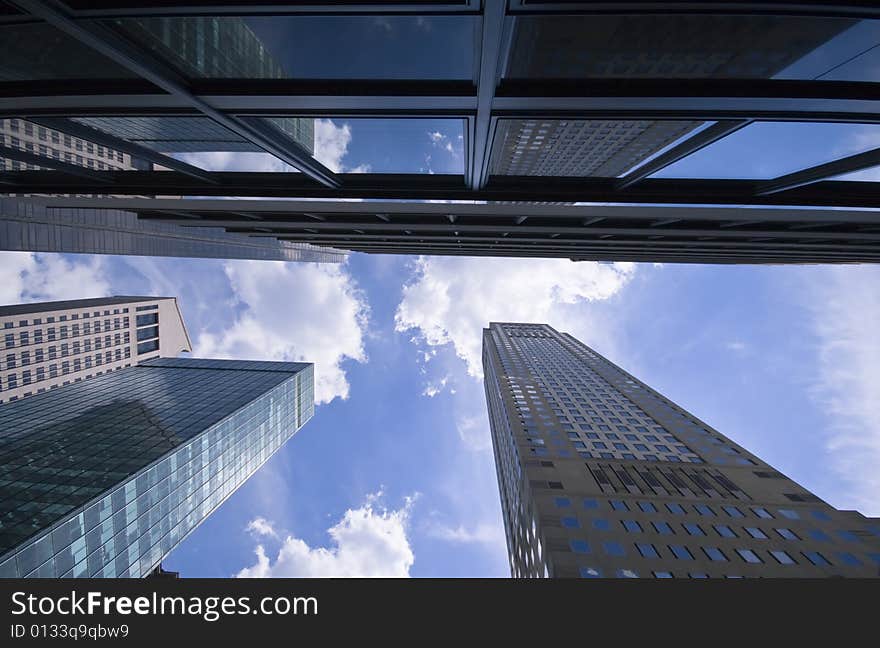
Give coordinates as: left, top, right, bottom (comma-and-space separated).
0, 357, 314, 578
0, 198, 346, 263
483, 323, 880, 578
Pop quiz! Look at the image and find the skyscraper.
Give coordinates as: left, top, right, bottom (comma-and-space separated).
483, 323, 880, 578
0, 295, 190, 405
0, 197, 347, 263
0, 357, 314, 578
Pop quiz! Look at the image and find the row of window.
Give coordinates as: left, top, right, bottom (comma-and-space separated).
3, 320, 130, 349
1, 308, 131, 329
1, 348, 131, 391
555, 497, 835, 523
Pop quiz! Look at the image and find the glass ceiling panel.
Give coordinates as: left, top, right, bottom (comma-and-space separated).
653, 122, 880, 180
505, 15, 876, 81
489, 119, 702, 177
256, 117, 465, 174
70, 116, 264, 153
107, 15, 476, 80
0, 22, 137, 80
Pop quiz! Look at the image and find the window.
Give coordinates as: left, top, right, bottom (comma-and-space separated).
554, 497, 571, 508
638, 502, 657, 513
582, 499, 599, 510
669, 545, 694, 560
580, 567, 602, 578
836, 552, 862, 566
811, 510, 832, 522
636, 543, 659, 558
666, 503, 686, 515
653, 571, 673, 579
622, 519, 642, 533
808, 529, 831, 542
745, 527, 768, 539
775, 528, 799, 540
736, 549, 762, 564
723, 505, 745, 518
652, 522, 674, 535
703, 547, 728, 562
617, 568, 639, 578
751, 507, 773, 519
778, 509, 800, 520
570, 540, 590, 554
803, 551, 831, 566
610, 500, 629, 512
603, 541, 626, 557
770, 550, 796, 565
562, 516, 580, 529
683, 523, 705, 537
689, 573, 709, 578
836, 530, 860, 543
592, 519, 610, 531
713, 525, 737, 538
695, 504, 715, 517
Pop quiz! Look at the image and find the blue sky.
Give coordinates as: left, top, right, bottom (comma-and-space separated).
3, 21, 880, 574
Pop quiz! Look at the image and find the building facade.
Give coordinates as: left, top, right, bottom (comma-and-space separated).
483, 323, 880, 578
0, 296, 191, 405
0, 197, 347, 263
0, 357, 314, 578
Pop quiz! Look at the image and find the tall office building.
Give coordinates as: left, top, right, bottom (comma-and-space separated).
0, 295, 190, 405
483, 323, 880, 578
0, 357, 314, 578
0, 197, 347, 263
492, 14, 852, 177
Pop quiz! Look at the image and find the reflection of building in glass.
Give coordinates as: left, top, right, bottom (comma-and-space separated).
0, 296, 190, 405
114, 17, 314, 153
0, 118, 147, 174
0, 358, 314, 578
490, 120, 697, 178
492, 15, 854, 177
0, 198, 346, 263
483, 323, 880, 578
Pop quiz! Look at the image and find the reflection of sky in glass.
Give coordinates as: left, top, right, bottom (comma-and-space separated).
653, 122, 880, 179
245, 16, 475, 80
775, 20, 880, 81
173, 118, 464, 175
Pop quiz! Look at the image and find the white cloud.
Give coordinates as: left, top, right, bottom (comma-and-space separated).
425, 521, 505, 549
427, 130, 460, 158
314, 119, 371, 174
725, 340, 748, 352
0, 252, 111, 304
172, 151, 296, 173
194, 260, 368, 405
394, 256, 636, 378
246, 517, 278, 539
803, 265, 880, 515
422, 374, 450, 398
236, 492, 416, 578
456, 414, 492, 452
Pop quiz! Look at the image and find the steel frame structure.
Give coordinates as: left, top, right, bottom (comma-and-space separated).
1, 1, 880, 263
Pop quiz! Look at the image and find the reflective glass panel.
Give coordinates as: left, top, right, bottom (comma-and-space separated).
505, 15, 874, 81
654, 122, 880, 179
107, 15, 476, 80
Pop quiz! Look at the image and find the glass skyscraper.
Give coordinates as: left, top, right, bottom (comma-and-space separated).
0, 197, 346, 263
483, 323, 880, 578
0, 357, 314, 578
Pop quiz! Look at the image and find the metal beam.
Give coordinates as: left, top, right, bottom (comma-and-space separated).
469, 0, 507, 189
757, 146, 880, 195
5, 78, 880, 123
27, 197, 880, 226
28, 117, 219, 183
504, 1, 880, 18
12, 0, 340, 188
0, 144, 113, 183
6, 173, 880, 208
616, 120, 752, 189
155, 218, 880, 243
